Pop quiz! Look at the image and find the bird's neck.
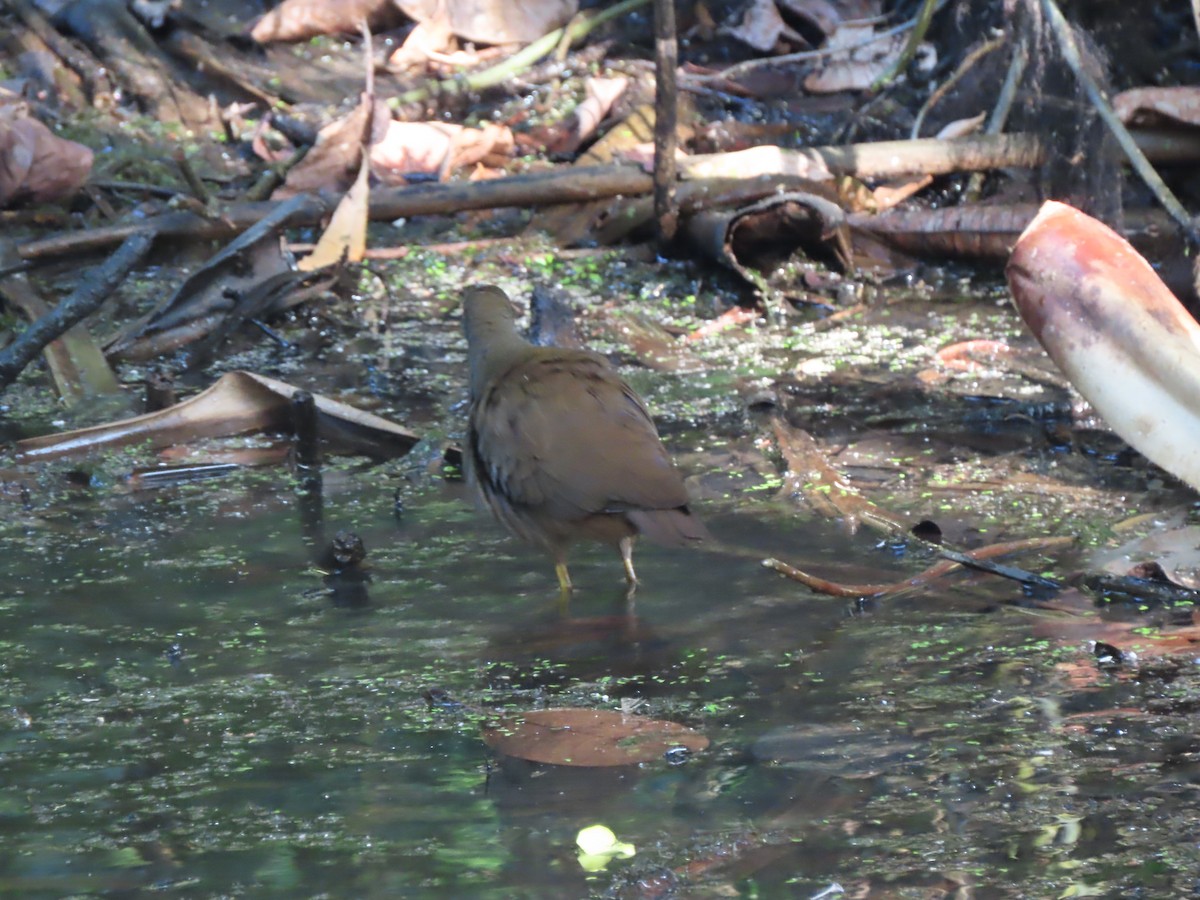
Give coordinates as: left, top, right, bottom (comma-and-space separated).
468, 324, 532, 399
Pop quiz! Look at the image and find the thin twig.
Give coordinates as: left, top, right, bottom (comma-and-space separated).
911, 36, 1007, 139
764, 536, 1074, 598
870, 0, 942, 91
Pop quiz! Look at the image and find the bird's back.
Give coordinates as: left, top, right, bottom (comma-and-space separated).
468, 349, 706, 545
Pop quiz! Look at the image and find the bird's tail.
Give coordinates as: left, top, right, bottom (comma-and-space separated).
627, 507, 711, 547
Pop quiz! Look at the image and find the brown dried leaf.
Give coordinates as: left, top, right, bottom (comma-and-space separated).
387, 17, 458, 68
250, 0, 393, 42
847, 203, 1039, 262
395, 0, 577, 44
369, 120, 512, 183
568, 77, 629, 152
275, 98, 388, 199
482, 708, 709, 767
0, 106, 92, 207
1033, 616, 1200, 662
777, 0, 878, 36
724, 0, 806, 52
1113, 86, 1200, 128
803, 23, 905, 94
868, 174, 933, 211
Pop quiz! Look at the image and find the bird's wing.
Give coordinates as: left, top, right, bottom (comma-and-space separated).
470, 352, 690, 520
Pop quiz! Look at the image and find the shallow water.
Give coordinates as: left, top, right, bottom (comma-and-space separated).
3, 451, 1196, 899
4, 275, 1200, 898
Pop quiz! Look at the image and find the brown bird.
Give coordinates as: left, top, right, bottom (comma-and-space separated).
462, 284, 708, 593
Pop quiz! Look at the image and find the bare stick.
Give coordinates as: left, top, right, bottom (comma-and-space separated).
680, 133, 1046, 181
652, 0, 678, 244
764, 536, 1074, 598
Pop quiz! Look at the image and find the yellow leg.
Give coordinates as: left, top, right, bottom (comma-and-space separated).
555, 561, 573, 594
619, 537, 638, 588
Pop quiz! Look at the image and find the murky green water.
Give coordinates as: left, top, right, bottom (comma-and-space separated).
3, 274, 1198, 898
3, 453, 1197, 899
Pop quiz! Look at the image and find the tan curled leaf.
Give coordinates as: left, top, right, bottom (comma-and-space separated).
369, 121, 513, 183
298, 154, 370, 271
935, 112, 986, 140
396, 0, 577, 45
14, 371, 418, 462
724, 0, 804, 52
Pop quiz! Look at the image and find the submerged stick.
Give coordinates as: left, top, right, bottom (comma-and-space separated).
764, 536, 1074, 598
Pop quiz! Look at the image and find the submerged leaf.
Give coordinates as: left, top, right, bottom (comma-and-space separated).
482, 708, 709, 766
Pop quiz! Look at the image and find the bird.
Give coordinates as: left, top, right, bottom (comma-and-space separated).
461, 284, 708, 593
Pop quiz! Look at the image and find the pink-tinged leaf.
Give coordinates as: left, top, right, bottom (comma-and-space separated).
1006, 201, 1200, 489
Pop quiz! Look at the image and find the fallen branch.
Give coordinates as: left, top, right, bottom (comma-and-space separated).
17, 166, 654, 261
16, 134, 1051, 264
0, 230, 154, 392
652, 0, 678, 244
680, 133, 1047, 181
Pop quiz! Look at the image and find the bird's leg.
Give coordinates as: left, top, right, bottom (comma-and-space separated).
619, 536, 639, 589
555, 560, 573, 594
